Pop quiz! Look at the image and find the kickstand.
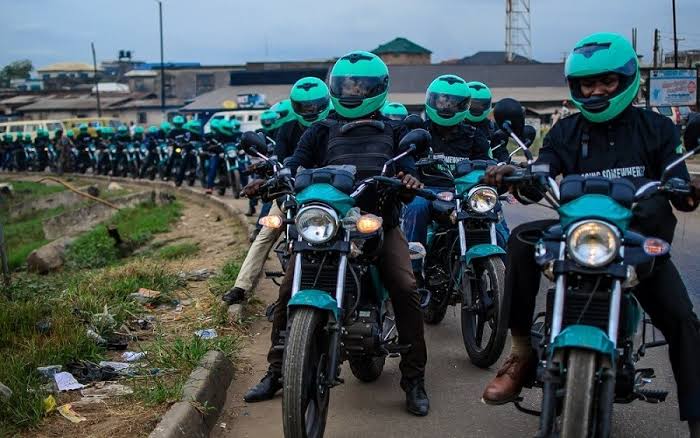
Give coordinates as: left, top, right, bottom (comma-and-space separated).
513, 397, 541, 417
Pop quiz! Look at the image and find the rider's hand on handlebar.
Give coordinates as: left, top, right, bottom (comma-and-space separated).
484, 164, 517, 187
241, 179, 266, 198
396, 171, 424, 190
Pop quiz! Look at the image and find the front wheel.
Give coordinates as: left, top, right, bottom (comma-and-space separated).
461, 256, 508, 368
560, 349, 597, 438
283, 308, 330, 438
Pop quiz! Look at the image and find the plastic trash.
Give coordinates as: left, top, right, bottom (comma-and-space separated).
98, 361, 130, 372
0, 382, 12, 400
57, 404, 86, 423
54, 372, 85, 391
37, 365, 62, 378
74, 383, 133, 406
129, 287, 162, 304
43, 395, 57, 413
121, 351, 146, 362
195, 329, 218, 339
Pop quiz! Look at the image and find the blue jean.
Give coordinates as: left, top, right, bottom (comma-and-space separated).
206, 155, 220, 189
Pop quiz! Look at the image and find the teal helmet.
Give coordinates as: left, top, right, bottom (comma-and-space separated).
160, 121, 172, 134
260, 110, 279, 131
329, 51, 389, 119
290, 76, 331, 127
464, 81, 492, 123
381, 102, 408, 121
133, 126, 144, 139
172, 115, 186, 128
100, 127, 115, 138
36, 129, 49, 138
229, 118, 241, 132
66, 129, 74, 138
184, 119, 202, 135
24, 133, 32, 141
148, 125, 160, 135
218, 120, 234, 137
270, 99, 295, 129
79, 123, 88, 133
425, 74, 471, 126
565, 32, 640, 123
117, 125, 129, 135
209, 118, 221, 133
3, 133, 12, 141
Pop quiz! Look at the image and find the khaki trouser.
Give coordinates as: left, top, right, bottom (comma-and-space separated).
233, 202, 283, 292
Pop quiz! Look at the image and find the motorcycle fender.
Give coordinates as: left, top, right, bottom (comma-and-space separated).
463, 244, 505, 265
550, 324, 615, 359
288, 289, 339, 320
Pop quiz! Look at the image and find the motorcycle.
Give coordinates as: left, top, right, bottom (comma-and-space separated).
413, 152, 509, 367
173, 137, 198, 187
494, 101, 700, 438
242, 129, 435, 438
125, 142, 142, 178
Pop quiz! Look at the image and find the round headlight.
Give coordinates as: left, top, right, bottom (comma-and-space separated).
295, 206, 339, 244
467, 187, 498, 213
567, 220, 620, 267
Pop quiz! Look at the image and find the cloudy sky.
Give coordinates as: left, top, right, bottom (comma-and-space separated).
2, 0, 699, 68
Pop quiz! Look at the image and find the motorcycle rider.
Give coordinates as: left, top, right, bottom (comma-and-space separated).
259, 110, 279, 138
0, 133, 12, 170
139, 125, 164, 178
167, 115, 187, 139
222, 76, 331, 304
381, 101, 409, 121
34, 129, 51, 171
242, 51, 430, 416
204, 119, 231, 194
463, 81, 509, 163
76, 123, 91, 143
480, 32, 700, 436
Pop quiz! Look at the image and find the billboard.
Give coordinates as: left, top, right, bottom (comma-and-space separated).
648, 69, 698, 107
236, 93, 267, 109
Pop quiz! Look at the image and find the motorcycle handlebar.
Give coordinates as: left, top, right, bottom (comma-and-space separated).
372, 176, 437, 200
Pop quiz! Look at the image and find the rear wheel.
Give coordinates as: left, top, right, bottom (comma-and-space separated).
560, 349, 597, 438
349, 356, 386, 383
461, 256, 508, 368
423, 292, 449, 325
282, 308, 330, 438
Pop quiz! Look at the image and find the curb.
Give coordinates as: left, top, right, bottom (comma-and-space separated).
149, 351, 234, 438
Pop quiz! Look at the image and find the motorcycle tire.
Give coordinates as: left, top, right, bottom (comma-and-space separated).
461, 256, 508, 368
560, 349, 597, 438
283, 308, 330, 438
423, 291, 449, 325
349, 356, 386, 383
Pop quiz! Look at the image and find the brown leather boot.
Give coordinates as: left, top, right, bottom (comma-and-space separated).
481, 353, 536, 405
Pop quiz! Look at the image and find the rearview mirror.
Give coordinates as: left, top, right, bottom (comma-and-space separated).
240, 131, 267, 157
403, 114, 424, 131
399, 128, 432, 157
522, 125, 537, 147
493, 98, 525, 138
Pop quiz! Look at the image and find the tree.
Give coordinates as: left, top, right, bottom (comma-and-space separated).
0, 60, 33, 87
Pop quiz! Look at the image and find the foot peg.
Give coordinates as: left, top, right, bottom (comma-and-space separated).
382, 343, 411, 357
636, 389, 668, 403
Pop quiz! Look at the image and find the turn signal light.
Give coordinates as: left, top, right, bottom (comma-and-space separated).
356, 214, 383, 234
259, 215, 283, 229
175, 148, 182, 153
437, 191, 454, 202
643, 238, 670, 256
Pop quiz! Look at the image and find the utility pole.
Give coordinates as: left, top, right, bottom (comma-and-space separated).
91, 42, 102, 117
158, 0, 166, 117
653, 29, 660, 68
631, 27, 637, 53
672, 0, 679, 68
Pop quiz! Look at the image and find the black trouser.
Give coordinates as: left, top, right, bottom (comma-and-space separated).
267, 227, 427, 383
507, 220, 700, 421
140, 151, 158, 177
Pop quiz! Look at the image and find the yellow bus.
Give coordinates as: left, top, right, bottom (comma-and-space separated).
62, 117, 121, 137
0, 119, 65, 139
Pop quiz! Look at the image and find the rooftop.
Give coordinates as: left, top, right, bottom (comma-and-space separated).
37, 62, 103, 72
181, 85, 292, 112
445, 51, 539, 65
372, 37, 432, 55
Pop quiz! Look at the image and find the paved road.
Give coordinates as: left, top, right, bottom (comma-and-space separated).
214, 203, 699, 438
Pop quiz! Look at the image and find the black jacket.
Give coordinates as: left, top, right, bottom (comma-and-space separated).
274, 120, 306, 161
525, 105, 692, 243
288, 113, 415, 227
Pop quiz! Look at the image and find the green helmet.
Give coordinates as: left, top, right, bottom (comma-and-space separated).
3, 133, 12, 141
172, 115, 186, 127
229, 118, 241, 132
100, 127, 115, 138
209, 118, 221, 133
66, 129, 75, 138
329, 51, 389, 119
160, 121, 172, 134
217, 120, 234, 137
464, 81, 492, 123
23, 133, 32, 141
270, 100, 295, 129
290, 76, 331, 127
184, 120, 202, 135
148, 125, 160, 135
117, 125, 129, 135
425, 74, 471, 126
381, 102, 408, 121
36, 129, 49, 138
79, 123, 88, 133
133, 126, 144, 136
565, 32, 640, 123
260, 110, 279, 131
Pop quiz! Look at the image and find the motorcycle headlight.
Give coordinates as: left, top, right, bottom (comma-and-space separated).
467, 186, 498, 213
567, 220, 620, 267
295, 205, 339, 244
227, 150, 237, 158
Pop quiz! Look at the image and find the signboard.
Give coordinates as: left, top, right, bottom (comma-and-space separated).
236, 93, 267, 109
222, 100, 237, 109
648, 69, 698, 107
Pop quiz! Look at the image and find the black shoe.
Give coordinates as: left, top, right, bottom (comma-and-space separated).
222, 287, 246, 305
243, 370, 282, 402
402, 378, 429, 416
244, 206, 256, 217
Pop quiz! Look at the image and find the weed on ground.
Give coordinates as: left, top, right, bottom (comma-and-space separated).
157, 242, 200, 260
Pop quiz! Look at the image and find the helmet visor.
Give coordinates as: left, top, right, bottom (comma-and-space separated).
329, 75, 388, 100
292, 96, 330, 118
261, 118, 276, 128
426, 92, 470, 118
469, 98, 491, 117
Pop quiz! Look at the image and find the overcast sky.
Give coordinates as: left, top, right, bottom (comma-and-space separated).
2, 0, 699, 69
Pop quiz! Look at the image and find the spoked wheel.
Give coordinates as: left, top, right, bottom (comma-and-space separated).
283, 308, 330, 438
460, 256, 508, 368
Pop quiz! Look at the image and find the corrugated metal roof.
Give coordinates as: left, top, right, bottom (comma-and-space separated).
114, 98, 185, 109
372, 37, 432, 55
0, 95, 42, 105
17, 95, 131, 111
180, 85, 292, 111
37, 62, 102, 72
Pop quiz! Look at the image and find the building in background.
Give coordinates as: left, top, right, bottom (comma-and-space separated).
37, 62, 103, 90
372, 37, 432, 65
664, 49, 700, 68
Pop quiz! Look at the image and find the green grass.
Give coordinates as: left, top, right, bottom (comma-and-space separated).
4, 206, 65, 270
207, 258, 242, 297
7, 181, 65, 199
157, 242, 200, 260
65, 201, 182, 270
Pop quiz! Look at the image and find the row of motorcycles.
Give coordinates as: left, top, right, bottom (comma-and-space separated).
234, 99, 700, 438
7, 133, 255, 195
